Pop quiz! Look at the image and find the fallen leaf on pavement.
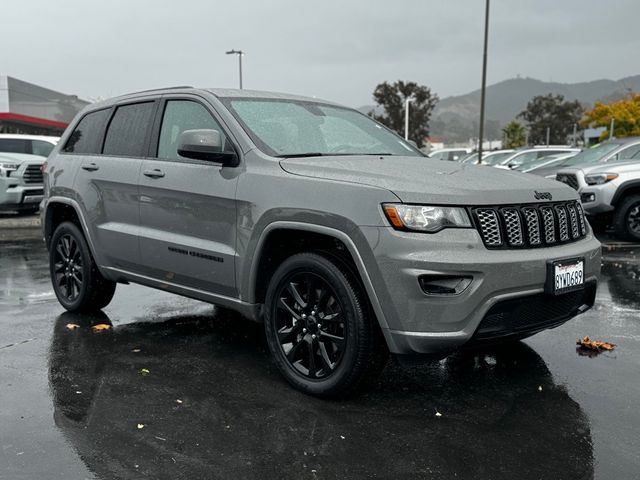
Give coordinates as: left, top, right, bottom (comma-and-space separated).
577, 336, 616, 351
137, 424, 144, 429
132, 348, 141, 353
66, 323, 80, 330
140, 368, 150, 376
91, 324, 111, 333
435, 410, 442, 417
176, 399, 183, 404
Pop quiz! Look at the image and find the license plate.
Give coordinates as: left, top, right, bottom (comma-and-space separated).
548, 258, 584, 295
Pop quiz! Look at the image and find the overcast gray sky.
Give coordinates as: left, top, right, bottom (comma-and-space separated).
2, 0, 638, 106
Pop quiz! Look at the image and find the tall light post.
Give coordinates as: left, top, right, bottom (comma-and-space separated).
226, 49, 244, 89
404, 98, 412, 140
477, 0, 490, 164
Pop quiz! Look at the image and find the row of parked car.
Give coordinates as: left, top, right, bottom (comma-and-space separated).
428, 138, 640, 241
0, 134, 58, 214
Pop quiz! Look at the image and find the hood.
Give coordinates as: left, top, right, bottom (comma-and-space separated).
280, 155, 577, 205
559, 159, 640, 176
0, 153, 46, 165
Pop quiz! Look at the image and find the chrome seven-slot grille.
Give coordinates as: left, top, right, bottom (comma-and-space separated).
472, 201, 587, 249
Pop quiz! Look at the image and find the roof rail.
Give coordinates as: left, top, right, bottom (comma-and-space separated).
124, 85, 194, 96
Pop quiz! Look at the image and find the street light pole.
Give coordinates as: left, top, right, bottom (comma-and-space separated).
404, 98, 412, 140
225, 49, 244, 89
477, 0, 490, 165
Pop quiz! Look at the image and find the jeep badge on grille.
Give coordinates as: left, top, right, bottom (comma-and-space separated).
534, 191, 553, 201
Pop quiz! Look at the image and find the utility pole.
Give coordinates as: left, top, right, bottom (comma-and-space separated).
404, 98, 412, 140
546, 127, 550, 146
477, 0, 490, 164
572, 123, 577, 147
226, 49, 244, 89
610, 118, 615, 139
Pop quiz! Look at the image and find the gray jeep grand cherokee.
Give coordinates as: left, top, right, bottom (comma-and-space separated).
42, 87, 601, 396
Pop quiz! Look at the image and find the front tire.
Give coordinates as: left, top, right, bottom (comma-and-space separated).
613, 195, 640, 242
49, 222, 116, 312
264, 252, 388, 397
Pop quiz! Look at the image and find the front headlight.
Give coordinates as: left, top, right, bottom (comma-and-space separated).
383, 204, 472, 233
0, 162, 19, 177
585, 173, 618, 185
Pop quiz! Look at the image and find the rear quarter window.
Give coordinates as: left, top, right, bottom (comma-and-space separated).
63, 109, 111, 154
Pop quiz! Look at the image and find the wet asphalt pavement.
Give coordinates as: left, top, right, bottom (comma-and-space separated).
1, 237, 639, 480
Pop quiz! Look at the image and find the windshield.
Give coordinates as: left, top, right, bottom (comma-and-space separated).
222, 98, 423, 158
461, 152, 478, 163
482, 151, 516, 165
561, 142, 621, 166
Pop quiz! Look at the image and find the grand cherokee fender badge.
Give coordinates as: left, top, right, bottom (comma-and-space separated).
534, 191, 553, 201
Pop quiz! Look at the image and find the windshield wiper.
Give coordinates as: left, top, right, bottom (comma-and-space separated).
275, 153, 332, 158
276, 152, 396, 158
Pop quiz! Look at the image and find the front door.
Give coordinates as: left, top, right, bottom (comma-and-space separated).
138, 98, 239, 298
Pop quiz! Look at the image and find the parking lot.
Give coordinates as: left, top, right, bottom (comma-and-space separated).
0, 222, 638, 479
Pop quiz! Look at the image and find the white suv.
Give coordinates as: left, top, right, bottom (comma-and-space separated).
0, 134, 59, 157
0, 152, 46, 214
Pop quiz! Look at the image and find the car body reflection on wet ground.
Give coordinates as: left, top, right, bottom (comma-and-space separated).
1, 238, 639, 479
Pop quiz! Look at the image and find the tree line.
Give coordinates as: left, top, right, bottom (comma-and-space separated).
370, 80, 640, 149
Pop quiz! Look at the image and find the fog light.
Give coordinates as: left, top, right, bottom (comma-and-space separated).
419, 275, 472, 295
581, 193, 596, 203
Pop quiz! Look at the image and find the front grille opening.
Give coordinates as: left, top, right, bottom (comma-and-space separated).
557, 174, 579, 190
23, 164, 44, 184
472, 281, 597, 341
472, 201, 587, 249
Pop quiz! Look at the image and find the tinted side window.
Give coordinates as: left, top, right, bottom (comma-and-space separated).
157, 100, 226, 161
103, 102, 155, 157
0, 139, 30, 154
63, 109, 110, 154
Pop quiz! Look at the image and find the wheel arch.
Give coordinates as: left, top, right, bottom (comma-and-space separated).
44, 197, 97, 257
249, 222, 390, 331
611, 180, 640, 206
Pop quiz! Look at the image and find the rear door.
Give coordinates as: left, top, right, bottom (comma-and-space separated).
137, 96, 239, 298
72, 100, 157, 270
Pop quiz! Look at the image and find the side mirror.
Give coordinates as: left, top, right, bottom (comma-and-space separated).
177, 129, 238, 166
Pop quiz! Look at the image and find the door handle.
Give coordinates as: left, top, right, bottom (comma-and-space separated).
81, 163, 99, 172
143, 169, 165, 179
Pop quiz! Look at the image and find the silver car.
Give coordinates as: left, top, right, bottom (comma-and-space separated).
556, 159, 640, 241
41, 87, 601, 396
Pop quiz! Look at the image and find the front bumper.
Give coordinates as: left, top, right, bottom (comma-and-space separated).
0, 177, 44, 210
360, 226, 601, 355
580, 184, 617, 215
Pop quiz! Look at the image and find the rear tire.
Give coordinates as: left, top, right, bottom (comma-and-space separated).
264, 252, 388, 397
613, 195, 640, 242
49, 222, 116, 312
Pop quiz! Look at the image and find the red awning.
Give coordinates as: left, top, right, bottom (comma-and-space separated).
0, 112, 68, 129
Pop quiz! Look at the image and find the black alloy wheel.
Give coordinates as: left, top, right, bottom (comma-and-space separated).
274, 272, 347, 379
53, 234, 84, 302
49, 222, 116, 312
264, 252, 388, 397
